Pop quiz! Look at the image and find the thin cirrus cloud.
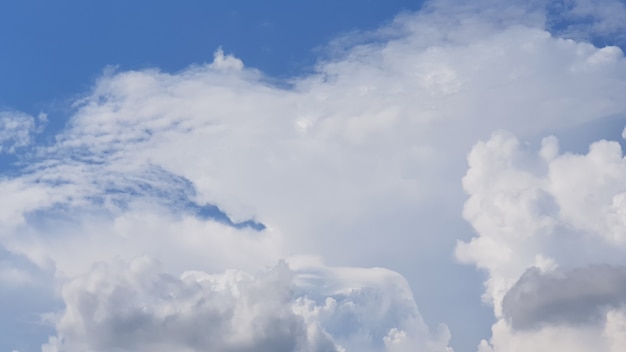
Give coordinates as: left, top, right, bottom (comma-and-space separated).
1, 0, 626, 351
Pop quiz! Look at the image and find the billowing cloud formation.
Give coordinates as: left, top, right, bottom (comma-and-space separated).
458, 131, 626, 351
42, 257, 451, 352
1, 0, 626, 350
5, 0, 626, 274
477, 311, 626, 352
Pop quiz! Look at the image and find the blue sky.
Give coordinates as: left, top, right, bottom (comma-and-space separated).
0, 1, 422, 113
2, 1, 626, 352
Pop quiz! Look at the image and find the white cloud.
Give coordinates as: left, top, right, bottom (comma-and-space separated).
1, 0, 626, 350
458, 130, 626, 350
547, 0, 626, 44
0, 111, 39, 154
11, 5, 626, 269
477, 315, 626, 352
41, 256, 451, 352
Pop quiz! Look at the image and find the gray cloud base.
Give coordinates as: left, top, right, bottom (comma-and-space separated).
44, 259, 338, 352
503, 265, 626, 330
42, 257, 451, 352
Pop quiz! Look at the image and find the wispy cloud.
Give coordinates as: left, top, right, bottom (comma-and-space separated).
0, 111, 46, 154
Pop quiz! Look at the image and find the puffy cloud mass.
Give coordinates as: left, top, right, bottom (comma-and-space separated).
458, 131, 626, 351
1, 0, 626, 350
5, 0, 626, 276
41, 256, 451, 352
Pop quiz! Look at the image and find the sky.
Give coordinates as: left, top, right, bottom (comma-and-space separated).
2, 0, 626, 351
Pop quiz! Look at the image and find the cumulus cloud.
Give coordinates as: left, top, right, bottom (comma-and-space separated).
7, 0, 626, 271
458, 130, 626, 350
477, 312, 626, 352
2, 0, 626, 350
41, 257, 451, 352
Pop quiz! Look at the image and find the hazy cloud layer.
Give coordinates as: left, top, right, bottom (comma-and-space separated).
546, 0, 626, 44
0, 111, 42, 154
